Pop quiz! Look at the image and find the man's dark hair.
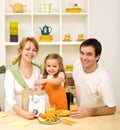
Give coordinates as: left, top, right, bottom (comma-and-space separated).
80, 38, 102, 57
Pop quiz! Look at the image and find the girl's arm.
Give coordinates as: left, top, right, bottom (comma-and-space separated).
45, 76, 64, 85
35, 72, 65, 86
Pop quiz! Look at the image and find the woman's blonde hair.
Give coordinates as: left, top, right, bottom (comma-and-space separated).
12, 37, 39, 64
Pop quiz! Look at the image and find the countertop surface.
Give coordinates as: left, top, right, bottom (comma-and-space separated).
0, 110, 120, 130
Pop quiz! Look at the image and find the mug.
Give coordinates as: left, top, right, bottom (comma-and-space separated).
40, 3, 52, 13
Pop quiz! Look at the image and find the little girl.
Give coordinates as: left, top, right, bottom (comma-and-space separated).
35, 53, 68, 110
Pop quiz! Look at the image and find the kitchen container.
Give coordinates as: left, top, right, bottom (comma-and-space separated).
40, 3, 52, 13
21, 88, 47, 114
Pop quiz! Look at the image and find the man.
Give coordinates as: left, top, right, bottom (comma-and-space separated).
70, 38, 116, 118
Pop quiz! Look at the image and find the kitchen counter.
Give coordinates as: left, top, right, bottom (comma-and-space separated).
0, 110, 120, 130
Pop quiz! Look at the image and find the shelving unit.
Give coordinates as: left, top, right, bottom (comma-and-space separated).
3, 0, 89, 73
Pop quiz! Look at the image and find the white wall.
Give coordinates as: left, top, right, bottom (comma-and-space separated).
0, 0, 120, 109
0, 1, 3, 63
0, 0, 5, 110
89, 0, 120, 108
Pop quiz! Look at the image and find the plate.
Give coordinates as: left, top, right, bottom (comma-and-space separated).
55, 110, 70, 117
38, 118, 61, 125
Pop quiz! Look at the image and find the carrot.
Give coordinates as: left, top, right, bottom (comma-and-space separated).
61, 119, 76, 125
39, 113, 47, 119
62, 119, 76, 124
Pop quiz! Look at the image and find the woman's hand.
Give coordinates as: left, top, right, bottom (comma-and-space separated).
22, 110, 36, 119
13, 104, 36, 119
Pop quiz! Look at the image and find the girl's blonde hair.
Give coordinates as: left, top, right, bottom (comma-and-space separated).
42, 53, 67, 87
12, 37, 39, 64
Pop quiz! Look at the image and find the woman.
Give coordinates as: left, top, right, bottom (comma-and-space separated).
4, 37, 40, 119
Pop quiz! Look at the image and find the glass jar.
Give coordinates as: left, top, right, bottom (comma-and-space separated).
21, 88, 31, 111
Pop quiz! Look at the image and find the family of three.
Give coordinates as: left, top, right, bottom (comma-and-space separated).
4, 37, 116, 119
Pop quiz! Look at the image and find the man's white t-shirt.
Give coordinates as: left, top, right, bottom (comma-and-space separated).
73, 59, 116, 108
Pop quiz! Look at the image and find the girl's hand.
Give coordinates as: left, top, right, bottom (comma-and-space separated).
34, 78, 46, 86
